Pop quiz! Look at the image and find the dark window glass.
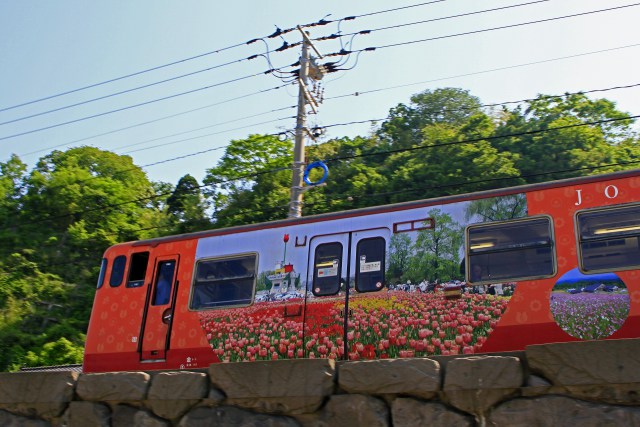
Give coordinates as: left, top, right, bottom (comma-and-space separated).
356, 237, 386, 293
152, 260, 176, 306
97, 258, 107, 289
467, 217, 554, 283
313, 242, 343, 296
190, 255, 256, 309
577, 204, 640, 272
126, 252, 149, 288
109, 255, 127, 287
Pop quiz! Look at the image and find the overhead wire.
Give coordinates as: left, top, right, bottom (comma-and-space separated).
0, 0, 449, 114
8, 81, 639, 204
18, 83, 293, 157
0, 70, 278, 142
323, 3, 640, 56
4, 1, 619, 145
3, 112, 637, 232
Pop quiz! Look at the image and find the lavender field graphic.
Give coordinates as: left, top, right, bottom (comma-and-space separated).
550, 269, 630, 340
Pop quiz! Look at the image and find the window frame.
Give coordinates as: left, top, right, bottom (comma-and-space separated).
465, 215, 556, 284
355, 237, 386, 293
189, 252, 258, 311
575, 202, 640, 274
312, 242, 344, 296
126, 251, 150, 288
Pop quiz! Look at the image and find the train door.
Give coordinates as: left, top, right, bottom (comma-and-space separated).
306, 228, 389, 360
140, 255, 179, 361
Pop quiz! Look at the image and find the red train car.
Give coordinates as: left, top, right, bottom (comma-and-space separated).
83, 170, 640, 372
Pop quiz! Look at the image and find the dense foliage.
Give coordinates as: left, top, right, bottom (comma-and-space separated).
0, 87, 637, 371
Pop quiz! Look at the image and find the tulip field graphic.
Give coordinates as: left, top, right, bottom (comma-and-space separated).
198, 291, 509, 362
550, 269, 630, 340
550, 293, 630, 340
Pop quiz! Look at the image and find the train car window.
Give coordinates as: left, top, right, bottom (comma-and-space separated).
356, 237, 386, 293
466, 216, 555, 283
190, 254, 257, 309
577, 204, 640, 272
152, 260, 176, 306
97, 258, 107, 289
109, 255, 127, 287
126, 251, 149, 288
313, 242, 343, 296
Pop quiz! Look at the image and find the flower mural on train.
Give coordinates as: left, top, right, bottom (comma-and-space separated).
550, 269, 630, 340
199, 291, 509, 362
195, 193, 526, 362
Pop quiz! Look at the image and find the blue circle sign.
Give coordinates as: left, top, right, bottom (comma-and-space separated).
303, 161, 329, 185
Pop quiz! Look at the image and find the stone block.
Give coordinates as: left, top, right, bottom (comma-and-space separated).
0, 371, 77, 418
209, 359, 335, 414
146, 371, 207, 420
526, 339, 640, 404
0, 409, 49, 427
391, 398, 473, 427
76, 372, 150, 402
178, 406, 300, 427
490, 395, 640, 426
66, 401, 110, 427
338, 359, 440, 399
112, 404, 169, 427
443, 355, 523, 415
306, 394, 389, 427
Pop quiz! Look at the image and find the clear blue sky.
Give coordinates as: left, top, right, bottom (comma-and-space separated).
1, 0, 639, 186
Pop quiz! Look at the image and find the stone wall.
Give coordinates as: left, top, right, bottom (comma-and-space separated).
1, 339, 640, 426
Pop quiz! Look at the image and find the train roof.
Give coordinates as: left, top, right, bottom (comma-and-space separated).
123, 169, 640, 249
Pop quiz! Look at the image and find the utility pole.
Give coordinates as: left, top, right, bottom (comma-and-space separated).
288, 28, 323, 219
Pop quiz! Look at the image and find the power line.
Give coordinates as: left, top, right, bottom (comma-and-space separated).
0, 41, 254, 114
318, 115, 640, 164
0, 56, 255, 127
318, 0, 549, 41
113, 106, 295, 153
18, 84, 292, 158
0, 0, 448, 114
0, 70, 274, 142
122, 115, 295, 154
3, 113, 636, 232
325, 3, 640, 55
319, 82, 640, 131
12, 81, 639, 201
326, 45, 640, 103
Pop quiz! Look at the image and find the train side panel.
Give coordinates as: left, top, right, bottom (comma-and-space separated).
84, 171, 640, 371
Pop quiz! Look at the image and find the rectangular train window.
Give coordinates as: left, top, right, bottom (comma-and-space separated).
466, 216, 555, 283
356, 237, 385, 293
109, 255, 127, 287
313, 242, 343, 296
126, 252, 149, 288
577, 203, 640, 272
190, 254, 257, 309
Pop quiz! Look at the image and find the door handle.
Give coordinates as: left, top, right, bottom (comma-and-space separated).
161, 308, 173, 324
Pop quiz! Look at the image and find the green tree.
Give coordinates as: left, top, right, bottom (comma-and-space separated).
166, 174, 211, 233
387, 233, 412, 283
493, 93, 638, 181
464, 194, 527, 223
17, 147, 159, 282
203, 134, 292, 223
21, 337, 84, 368
407, 210, 463, 282
378, 87, 483, 149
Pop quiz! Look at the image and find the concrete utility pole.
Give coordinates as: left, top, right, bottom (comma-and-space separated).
288, 28, 323, 219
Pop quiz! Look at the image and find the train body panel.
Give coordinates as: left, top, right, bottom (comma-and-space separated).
84, 170, 640, 372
